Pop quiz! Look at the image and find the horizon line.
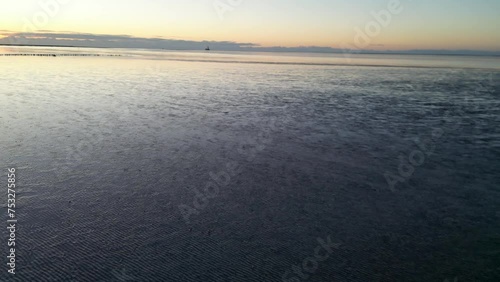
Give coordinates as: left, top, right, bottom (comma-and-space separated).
1, 31, 500, 56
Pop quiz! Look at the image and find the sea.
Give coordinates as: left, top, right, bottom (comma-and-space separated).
0, 46, 499, 281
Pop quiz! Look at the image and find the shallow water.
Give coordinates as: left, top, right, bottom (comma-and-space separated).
0, 48, 499, 281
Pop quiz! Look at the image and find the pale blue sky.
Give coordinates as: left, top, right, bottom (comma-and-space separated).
1, 0, 499, 50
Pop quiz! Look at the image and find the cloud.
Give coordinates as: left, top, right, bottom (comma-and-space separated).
0, 31, 258, 50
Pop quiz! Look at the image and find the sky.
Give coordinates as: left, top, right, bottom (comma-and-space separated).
1, 0, 499, 51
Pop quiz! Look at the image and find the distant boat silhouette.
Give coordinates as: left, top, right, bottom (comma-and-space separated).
205, 46, 210, 51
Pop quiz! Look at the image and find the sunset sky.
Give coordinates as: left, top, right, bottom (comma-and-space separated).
1, 0, 499, 51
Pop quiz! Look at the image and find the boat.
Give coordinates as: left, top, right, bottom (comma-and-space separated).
205, 46, 210, 51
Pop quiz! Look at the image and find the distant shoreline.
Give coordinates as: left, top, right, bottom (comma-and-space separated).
1, 44, 499, 57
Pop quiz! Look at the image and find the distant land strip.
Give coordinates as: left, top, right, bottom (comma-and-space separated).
1, 43, 499, 57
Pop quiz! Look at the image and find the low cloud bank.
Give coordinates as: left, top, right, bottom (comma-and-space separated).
1, 31, 499, 56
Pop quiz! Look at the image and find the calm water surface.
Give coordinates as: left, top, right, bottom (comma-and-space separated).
0, 47, 499, 281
